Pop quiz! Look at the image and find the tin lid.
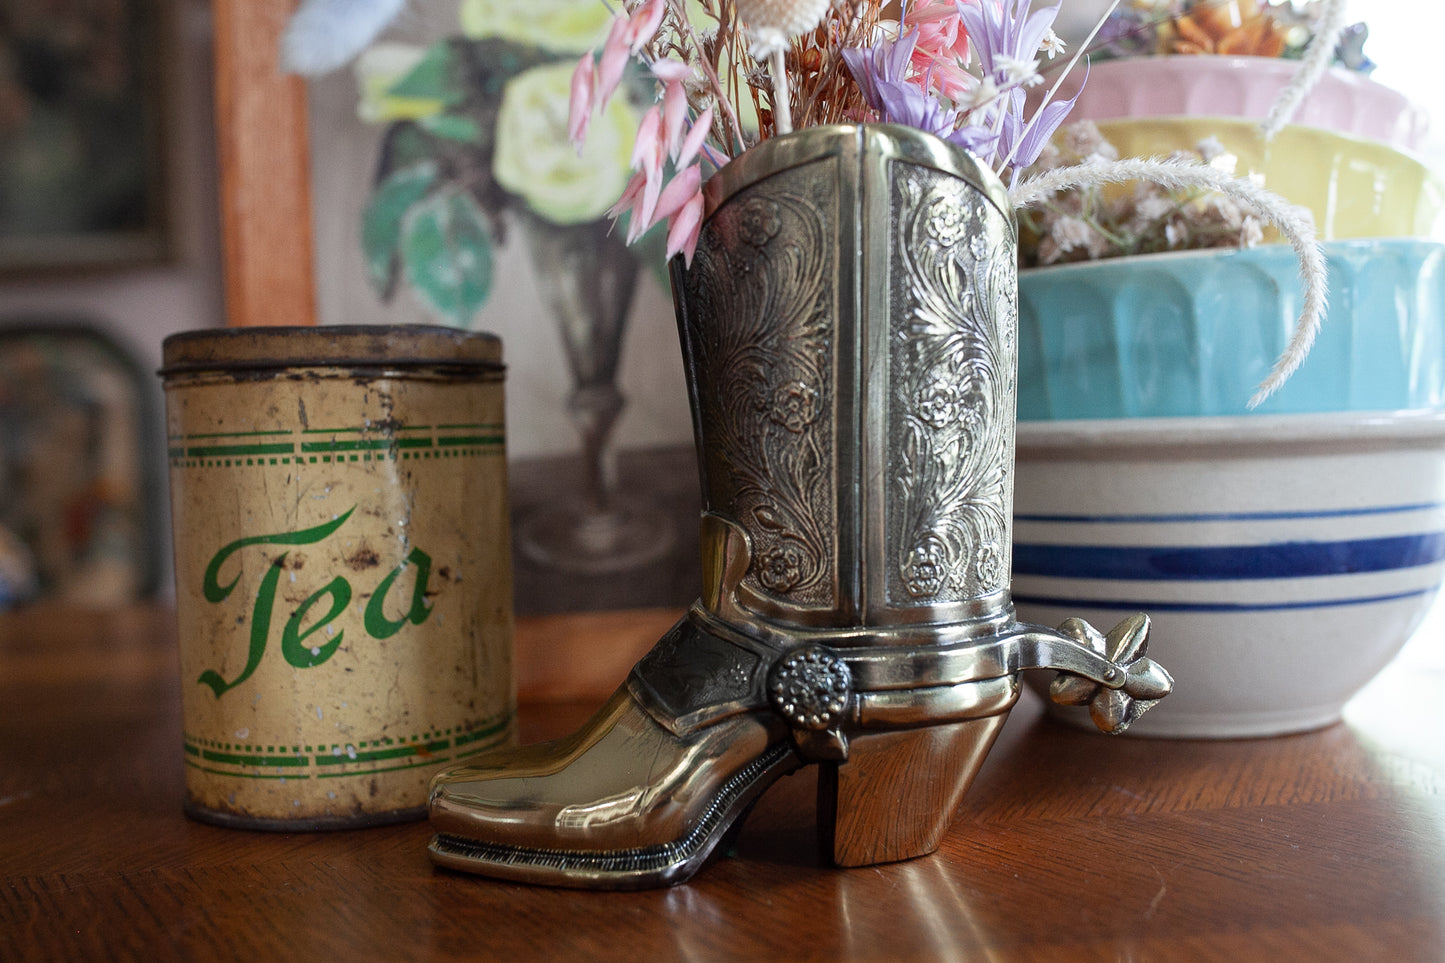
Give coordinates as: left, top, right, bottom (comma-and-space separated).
159, 325, 503, 376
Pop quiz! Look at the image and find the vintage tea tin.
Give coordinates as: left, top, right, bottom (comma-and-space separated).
161, 326, 515, 829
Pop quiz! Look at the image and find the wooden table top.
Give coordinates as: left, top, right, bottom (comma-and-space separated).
4, 603, 1444, 960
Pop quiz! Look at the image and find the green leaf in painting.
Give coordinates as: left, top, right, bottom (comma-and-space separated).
386, 41, 462, 107
401, 189, 495, 327
376, 121, 436, 178
361, 161, 439, 299
418, 113, 483, 143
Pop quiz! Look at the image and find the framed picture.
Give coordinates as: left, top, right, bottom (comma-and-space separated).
214, 0, 699, 615
0, 0, 172, 273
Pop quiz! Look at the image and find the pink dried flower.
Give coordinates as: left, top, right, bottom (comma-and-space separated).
676, 106, 713, 169
905, 0, 973, 100
629, 104, 667, 226
625, 0, 667, 53
567, 53, 595, 149
653, 164, 702, 223
596, 15, 633, 106
667, 189, 705, 265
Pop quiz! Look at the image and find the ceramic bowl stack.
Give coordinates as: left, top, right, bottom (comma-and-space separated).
1015, 54, 1445, 738
1047, 55, 1429, 150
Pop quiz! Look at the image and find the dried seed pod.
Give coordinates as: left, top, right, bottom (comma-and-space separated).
736, 0, 832, 57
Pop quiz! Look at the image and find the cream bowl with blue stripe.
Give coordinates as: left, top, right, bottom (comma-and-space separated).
1014, 412, 1445, 737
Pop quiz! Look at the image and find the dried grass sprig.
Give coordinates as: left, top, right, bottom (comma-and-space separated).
1259, 0, 1347, 141
790, 2, 884, 131
659, 0, 751, 154
1011, 157, 1328, 408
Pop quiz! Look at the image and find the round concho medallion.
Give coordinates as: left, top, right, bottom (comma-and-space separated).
767, 645, 851, 730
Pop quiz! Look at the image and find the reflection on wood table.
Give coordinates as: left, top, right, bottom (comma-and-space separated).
2, 604, 1443, 958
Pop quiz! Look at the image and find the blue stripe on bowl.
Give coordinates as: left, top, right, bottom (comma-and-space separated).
1011, 532, 1445, 580
1014, 501, 1445, 525
1011, 587, 1437, 613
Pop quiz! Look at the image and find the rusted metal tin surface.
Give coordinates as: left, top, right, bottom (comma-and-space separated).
161, 326, 514, 829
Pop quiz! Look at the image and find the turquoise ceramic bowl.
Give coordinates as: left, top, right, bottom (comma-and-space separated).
1017, 240, 1445, 420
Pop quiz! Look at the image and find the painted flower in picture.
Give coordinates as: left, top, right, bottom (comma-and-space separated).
347, 0, 646, 328
491, 61, 638, 225
459, 0, 614, 52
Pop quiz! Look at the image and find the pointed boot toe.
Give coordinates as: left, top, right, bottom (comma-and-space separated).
428, 679, 796, 889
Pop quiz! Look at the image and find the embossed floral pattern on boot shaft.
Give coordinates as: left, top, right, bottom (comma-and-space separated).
887, 173, 1014, 606
901, 536, 950, 598
758, 542, 809, 593
975, 540, 1006, 588
915, 379, 965, 430
738, 198, 783, 247
770, 380, 821, 433
926, 194, 974, 246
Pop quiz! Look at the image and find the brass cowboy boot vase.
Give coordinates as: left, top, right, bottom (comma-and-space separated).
428, 125, 1172, 889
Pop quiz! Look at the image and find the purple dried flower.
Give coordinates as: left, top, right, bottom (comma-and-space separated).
952, 0, 1086, 180
841, 30, 999, 155
998, 61, 1086, 180
955, 0, 1060, 83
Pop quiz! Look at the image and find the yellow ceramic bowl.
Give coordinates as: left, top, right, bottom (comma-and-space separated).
1091, 117, 1445, 241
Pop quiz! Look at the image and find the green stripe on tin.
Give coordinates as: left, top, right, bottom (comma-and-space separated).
187, 443, 295, 458
299, 438, 400, 453
186, 760, 310, 780
183, 430, 292, 440
202, 748, 309, 767
315, 757, 454, 778
180, 716, 508, 779
313, 739, 450, 766
436, 435, 503, 447
452, 715, 513, 748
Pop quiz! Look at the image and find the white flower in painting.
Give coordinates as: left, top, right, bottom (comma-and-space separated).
1061, 120, 1114, 162
460, 0, 613, 52
493, 61, 639, 224
1051, 215, 1095, 251
281, 0, 407, 75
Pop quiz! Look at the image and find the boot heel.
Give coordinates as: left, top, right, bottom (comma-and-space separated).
820, 716, 1010, 867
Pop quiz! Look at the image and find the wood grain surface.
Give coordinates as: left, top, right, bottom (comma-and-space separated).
2, 604, 1443, 960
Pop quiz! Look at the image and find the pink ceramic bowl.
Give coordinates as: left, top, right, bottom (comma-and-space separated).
1040, 55, 1428, 151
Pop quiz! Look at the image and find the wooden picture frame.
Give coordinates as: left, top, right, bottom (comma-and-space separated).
211, 0, 316, 327
0, 0, 174, 275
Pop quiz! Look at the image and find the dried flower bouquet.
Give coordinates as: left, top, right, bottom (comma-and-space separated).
281, 0, 1340, 403
563, 0, 1334, 403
